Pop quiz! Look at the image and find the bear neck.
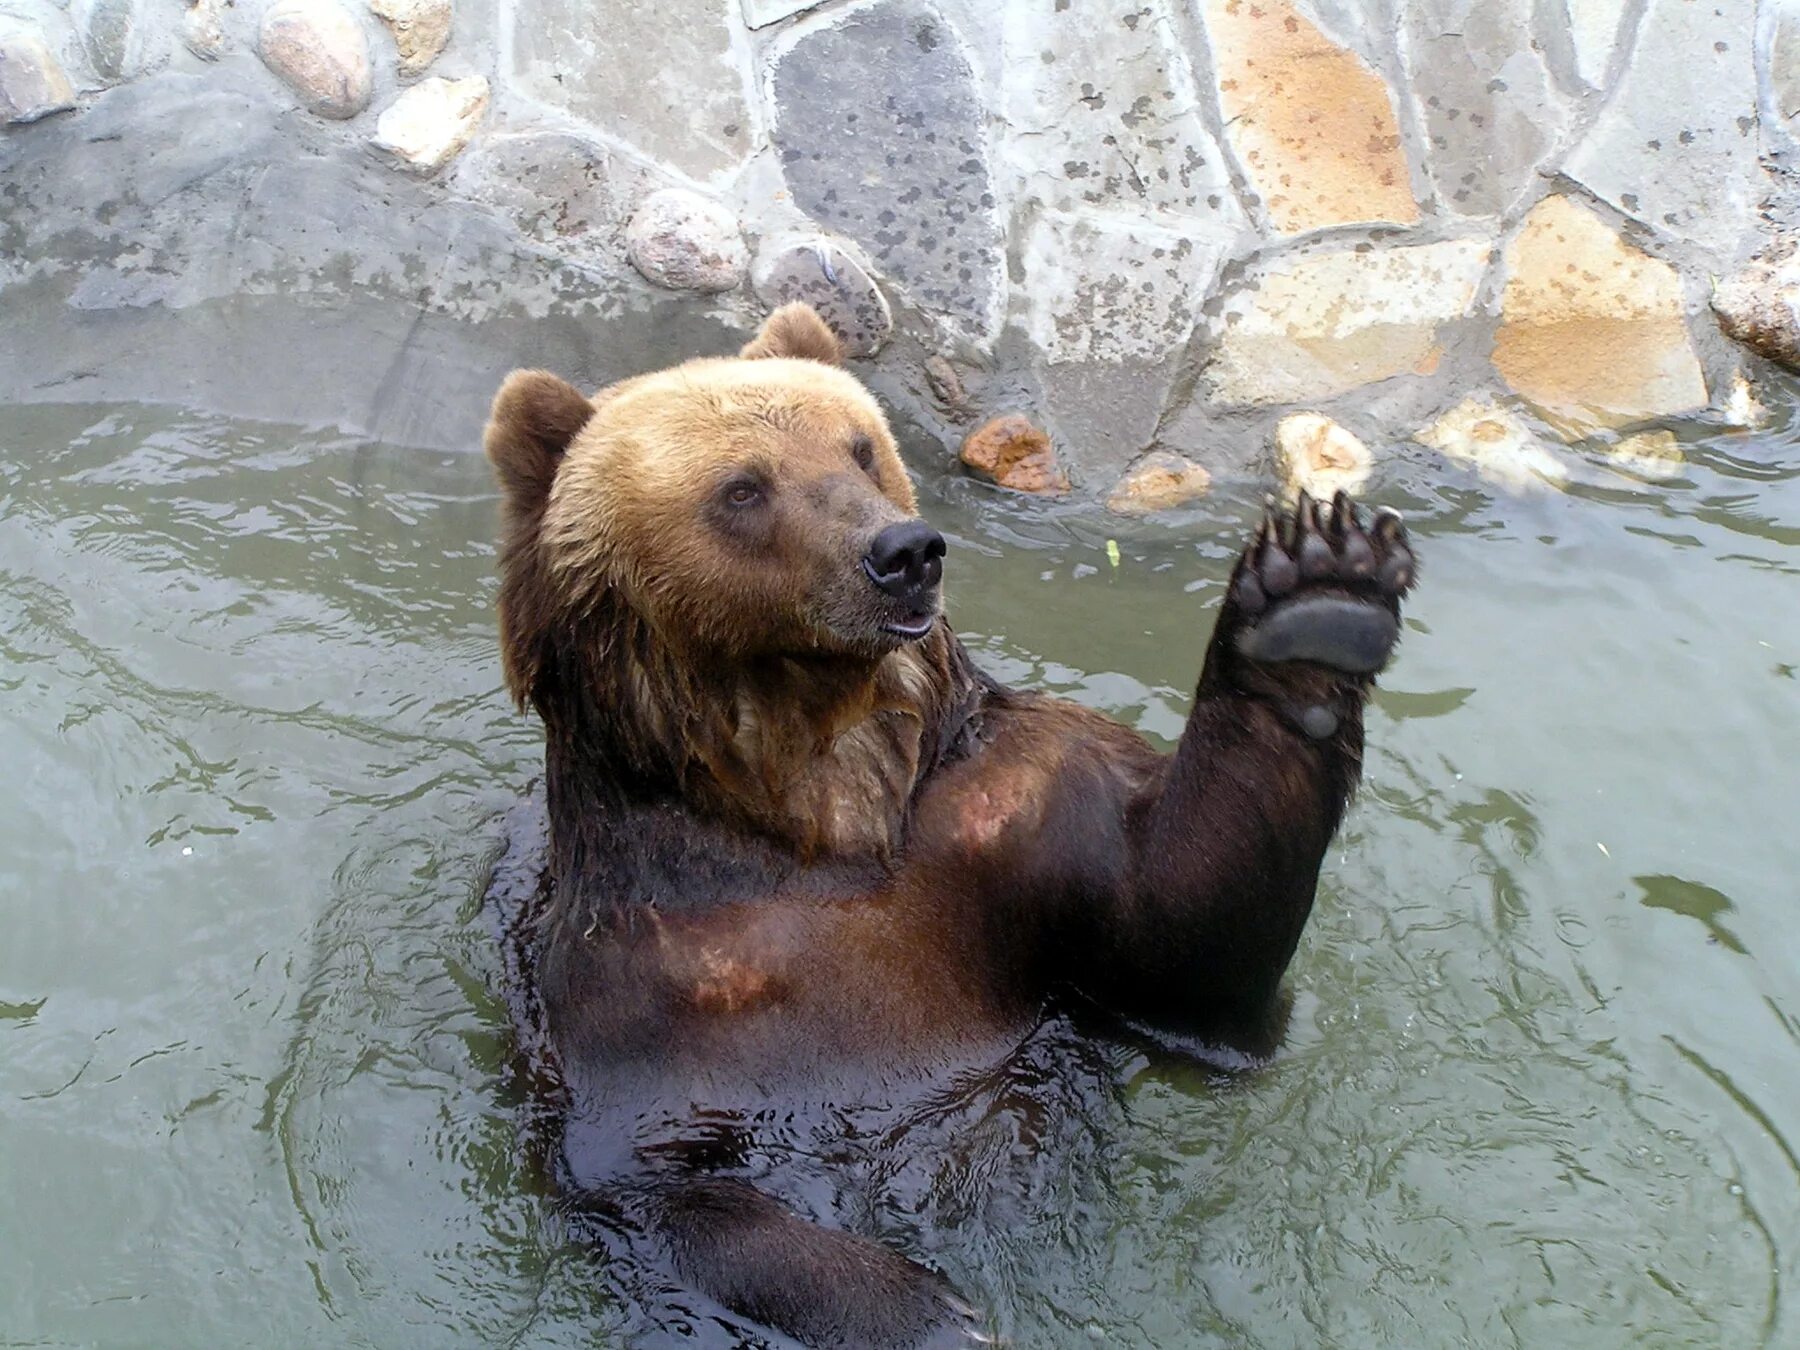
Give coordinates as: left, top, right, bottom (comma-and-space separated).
535, 592, 984, 872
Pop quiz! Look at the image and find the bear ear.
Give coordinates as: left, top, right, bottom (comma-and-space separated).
484, 370, 595, 518
739, 303, 844, 365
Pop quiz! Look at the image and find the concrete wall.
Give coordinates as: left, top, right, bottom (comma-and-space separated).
2, 0, 1794, 503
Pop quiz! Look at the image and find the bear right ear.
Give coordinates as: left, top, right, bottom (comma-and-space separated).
739, 303, 844, 365
484, 370, 595, 518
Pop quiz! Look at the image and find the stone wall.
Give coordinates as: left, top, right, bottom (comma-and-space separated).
2, 0, 1796, 504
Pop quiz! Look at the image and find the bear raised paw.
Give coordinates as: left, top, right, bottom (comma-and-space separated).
480, 305, 1416, 1349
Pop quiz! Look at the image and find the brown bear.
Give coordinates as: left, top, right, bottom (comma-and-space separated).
481, 303, 1415, 1348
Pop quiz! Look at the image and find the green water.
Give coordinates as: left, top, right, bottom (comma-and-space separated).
1, 399, 1795, 1348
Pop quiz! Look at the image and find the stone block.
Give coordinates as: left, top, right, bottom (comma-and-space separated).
1562, 0, 1763, 262
771, 0, 1003, 337
1202, 238, 1490, 406
1492, 195, 1707, 428
998, 1, 1243, 230
1401, 0, 1569, 218
1201, 0, 1418, 235
512, 0, 754, 181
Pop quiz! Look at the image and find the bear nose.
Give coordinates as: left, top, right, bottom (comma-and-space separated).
862, 519, 946, 599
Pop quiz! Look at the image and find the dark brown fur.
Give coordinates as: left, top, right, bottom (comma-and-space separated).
482, 305, 1415, 1348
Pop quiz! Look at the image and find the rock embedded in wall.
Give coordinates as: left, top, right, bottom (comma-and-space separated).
1202, 239, 1490, 407
369, 0, 451, 80
752, 241, 892, 358
1274, 414, 1373, 499
258, 0, 373, 121
452, 131, 650, 260
1606, 429, 1684, 480
76, 0, 144, 82
512, 0, 753, 181
770, 0, 1003, 338
1401, 0, 1568, 218
1417, 397, 1571, 490
1561, 0, 1762, 263
740, 0, 826, 28
1713, 250, 1800, 371
371, 74, 488, 175
997, 0, 1244, 230
183, 0, 226, 60
625, 188, 748, 293
959, 414, 1069, 495
1491, 195, 1707, 429
1106, 451, 1212, 516
0, 29, 75, 123
1201, 0, 1418, 235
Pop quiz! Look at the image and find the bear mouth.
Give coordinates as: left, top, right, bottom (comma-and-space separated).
880, 613, 937, 641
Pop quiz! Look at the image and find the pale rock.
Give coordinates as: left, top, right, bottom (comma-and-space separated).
1418, 398, 1571, 491
183, 0, 227, 60
753, 239, 892, 358
1019, 211, 1229, 364
0, 30, 75, 123
1720, 372, 1767, 429
1274, 414, 1373, 499
1203, 239, 1490, 407
1492, 196, 1707, 428
1606, 429, 1685, 480
1712, 251, 1800, 371
512, 0, 753, 181
626, 188, 748, 293
1106, 451, 1213, 516
369, 0, 450, 79
1000, 1, 1244, 229
370, 75, 488, 175
1402, 0, 1568, 217
258, 0, 373, 121
1201, 0, 1418, 235
1564, 0, 1629, 89
1561, 0, 1763, 262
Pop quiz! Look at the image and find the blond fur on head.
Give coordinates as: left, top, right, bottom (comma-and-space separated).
483, 306, 971, 857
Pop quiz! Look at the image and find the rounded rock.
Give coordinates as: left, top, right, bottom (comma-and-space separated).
625, 189, 748, 293
258, 0, 373, 121
753, 239, 892, 358
1274, 413, 1372, 500
0, 30, 76, 124
1105, 451, 1212, 516
959, 415, 1070, 496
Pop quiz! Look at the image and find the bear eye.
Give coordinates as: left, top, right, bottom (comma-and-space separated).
721, 478, 764, 509
850, 434, 876, 476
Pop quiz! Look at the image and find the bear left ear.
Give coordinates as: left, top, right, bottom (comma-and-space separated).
740, 303, 844, 365
484, 370, 595, 520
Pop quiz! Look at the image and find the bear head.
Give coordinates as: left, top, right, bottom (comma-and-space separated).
484, 303, 948, 720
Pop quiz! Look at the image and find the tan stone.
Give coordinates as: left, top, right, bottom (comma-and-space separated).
1607, 430, 1685, 480
1417, 398, 1571, 491
1106, 452, 1213, 516
370, 75, 489, 175
1492, 196, 1707, 429
1204, 239, 1490, 406
1202, 0, 1418, 235
369, 0, 450, 79
959, 415, 1070, 496
258, 0, 373, 121
0, 31, 75, 124
1274, 414, 1372, 499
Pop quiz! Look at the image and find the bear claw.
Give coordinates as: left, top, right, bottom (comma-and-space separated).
1229, 491, 1413, 676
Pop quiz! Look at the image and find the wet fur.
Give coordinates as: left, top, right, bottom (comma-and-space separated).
481, 304, 1415, 1347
